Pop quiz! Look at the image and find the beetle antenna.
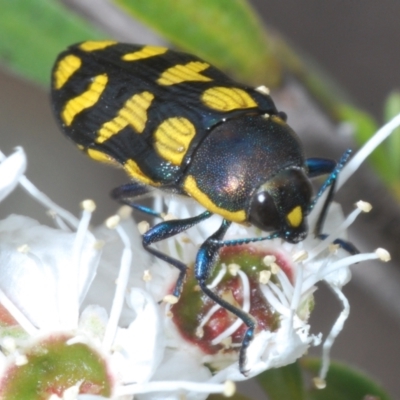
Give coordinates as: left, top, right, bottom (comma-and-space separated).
308, 149, 352, 213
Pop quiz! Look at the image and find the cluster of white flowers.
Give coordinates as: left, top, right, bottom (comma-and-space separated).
0, 114, 398, 399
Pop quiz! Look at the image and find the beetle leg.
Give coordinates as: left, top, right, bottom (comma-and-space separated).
306, 150, 359, 254
142, 211, 213, 297
111, 182, 162, 217
306, 150, 351, 230
306, 157, 337, 177
195, 219, 256, 376
307, 149, 351, 210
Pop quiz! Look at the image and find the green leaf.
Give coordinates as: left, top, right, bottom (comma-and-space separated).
208, 393, 253, 400
113, 0, 282, 86
336, 103, 390, 176
383, 91, 400, 194
256, 361, 307, 400
0, 0, 107, 85
302, 358, 392, 400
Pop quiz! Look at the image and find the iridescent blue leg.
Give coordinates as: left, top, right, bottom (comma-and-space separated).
195, 219, 256, 375
111, 182, 161, 217
112, 182, 214, 295
306, 150, 358, 254
142, 211, 213, 297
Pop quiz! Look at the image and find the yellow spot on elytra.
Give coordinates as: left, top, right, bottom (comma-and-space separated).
54, 54, 81, 89
183, 175, 246, 222
122, 45, 167, 61
86, 148, 119, 166
157, 61, 211, 85
79, 40, 117, 52
201, 87, 257, 111
286, 205, 302, 228
123, 159, 158, 186
62, 74, 108, 126
154, 117, 196, 165
96, 91, 154, 143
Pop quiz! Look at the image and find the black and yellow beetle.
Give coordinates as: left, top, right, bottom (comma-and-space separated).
51, 40, 353, 375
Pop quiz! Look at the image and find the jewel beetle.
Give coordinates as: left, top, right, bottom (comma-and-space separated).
51, 40, 352, 375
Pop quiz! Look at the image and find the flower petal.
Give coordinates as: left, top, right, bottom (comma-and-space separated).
0, 215, 100, 330
0, 147, 26, 203
111, 288, 164, 383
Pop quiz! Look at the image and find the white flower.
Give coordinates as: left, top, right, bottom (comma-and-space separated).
0, 112, 398, 399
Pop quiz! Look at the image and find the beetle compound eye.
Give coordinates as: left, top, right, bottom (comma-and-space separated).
247, 191, 281, 232
277, 111, 287, 122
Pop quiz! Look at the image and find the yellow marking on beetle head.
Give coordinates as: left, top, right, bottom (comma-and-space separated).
122, 45, 167, 61
87, 148, 119, 167
286, 206, 302, 228
271, 114, 286, 125
201, 87, 257, 111
154, 117, 196, 165
79, 40, 117, 52
157, 61, 211, 85
61, 74, 108, 126
96, 91, 154, 143
54, 54, 81, 89
183, 175, 246, 222
123, 159, 158, 186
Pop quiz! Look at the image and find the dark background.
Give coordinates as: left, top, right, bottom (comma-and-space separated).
251, 0, 400, 120
0, 1, 400, 398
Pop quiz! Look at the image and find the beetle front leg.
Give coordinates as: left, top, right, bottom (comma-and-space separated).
195, 219, 256, 376
306, 151, 358, 254
142, 211, 212, 297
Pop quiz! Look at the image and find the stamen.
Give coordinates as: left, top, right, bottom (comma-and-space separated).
262, 255, 276, 266
261, 284, 291, 317
118, 205, 132, 219
228, 263, 240, 276
60, 199, 95, 329
163, 294, 179, 304
270, 262, 280, 274
302, 251, 383, 293
256, 85, 270, 95
290, 261, 304, 313
102, 222, 132, 350
105, 215, 120, 229
116, 380, 235, 397
137, 220, 150, 234
267, 281, 290, 308
355, 200, 372, 212
15, 354, 28, 366
375, 247, 391, 262
318, 285, 350, 382
339, 113, 400, 188
207, 263, 227, 289
198, 303, 221, 331
313, 377, 326, 389
211, 270, 251, 345
162, 213, 177, 221
308, 205, 364, 260
47, 210, 71, 231
275, 268, 295, 299
18, 175, 79, 229
292, 250, 308, 263
142, 270, 152, 282
259, 270, 272, 284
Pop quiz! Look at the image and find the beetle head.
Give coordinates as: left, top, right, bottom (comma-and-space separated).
247, 169, 313, 243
